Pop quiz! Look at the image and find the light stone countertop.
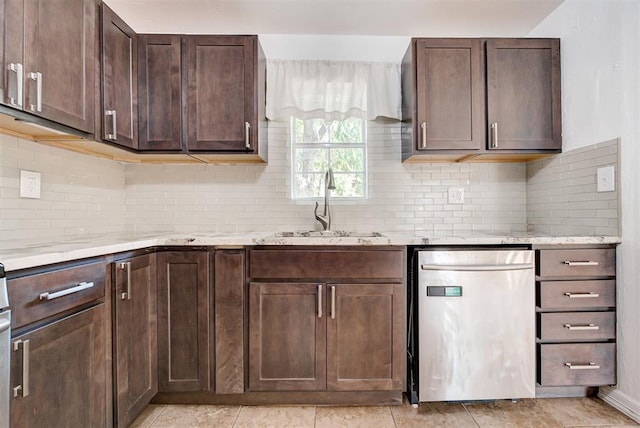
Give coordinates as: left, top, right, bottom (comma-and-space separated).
0, 231, 621, 272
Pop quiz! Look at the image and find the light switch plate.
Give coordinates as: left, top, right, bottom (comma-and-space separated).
20, 170, 41, 199
448, 187, 464, 204
597, 165, 615, 192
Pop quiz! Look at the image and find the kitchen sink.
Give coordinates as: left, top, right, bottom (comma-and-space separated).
273, 230, 384, 238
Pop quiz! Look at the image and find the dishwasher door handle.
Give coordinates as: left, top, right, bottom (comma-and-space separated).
420, 263, 534, 272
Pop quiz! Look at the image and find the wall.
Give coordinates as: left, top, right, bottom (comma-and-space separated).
124, 119, 527, 235
529, 0, 640, 421
0, 134, 126, 245
527, 139, 619, 236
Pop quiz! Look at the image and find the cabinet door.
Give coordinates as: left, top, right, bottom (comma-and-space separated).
157, 251, 209, 392
101, 4, 137, 149
327, 283, 405, 391
185, 35, 257, 153
11, 305, 106, 427
486, 39, 561, 151
114, 254, 157, 428
248, 282, 326, 391
415, 39, 484, 151
138, 34, 182, 151
23, 0, 95, 132
0, 0, 24, 109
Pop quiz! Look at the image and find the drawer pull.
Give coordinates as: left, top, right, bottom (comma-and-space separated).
563, 260, 599, 266
39, 281, 94, 301
564, 362, 600, 370
564, 292, 599, 298
564, 323, 599, 331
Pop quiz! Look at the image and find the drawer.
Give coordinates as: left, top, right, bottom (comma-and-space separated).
538, 248, 615, 277
539, 312, 616, 341
538, 280, 615, 309
539, 343, 616, 386
249, 249, 404, 280
8, 261, 106, 329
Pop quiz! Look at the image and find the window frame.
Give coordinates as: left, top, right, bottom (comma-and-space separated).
290, 116, 368, 201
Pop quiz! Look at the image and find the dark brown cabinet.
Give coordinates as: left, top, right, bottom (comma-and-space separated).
101, 4, 137, 149
113, 253, 157, 427
248, 248, 406, 395
0, 0, 96, 133
402, 38, 561, 161
157, 251, 210, 392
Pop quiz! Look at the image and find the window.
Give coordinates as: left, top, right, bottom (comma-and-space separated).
291, 117, 367, 199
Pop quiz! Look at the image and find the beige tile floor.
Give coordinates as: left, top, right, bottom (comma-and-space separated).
131, 397, 639, 428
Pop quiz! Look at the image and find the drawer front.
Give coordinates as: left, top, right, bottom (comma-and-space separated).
8, 262, 106, 329
539, 280, 616, 309
539, 312, 616, 341
538, 248, 615, 277
539, 343, 616, 386
249, 249, 404, 280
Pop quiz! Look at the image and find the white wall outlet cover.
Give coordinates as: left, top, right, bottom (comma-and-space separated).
20, 170, 41, 199
597, 165, 615, 192
448, 187, 464, 204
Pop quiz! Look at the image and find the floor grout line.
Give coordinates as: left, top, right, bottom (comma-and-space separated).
462, 403, 482, 428
230, 405, 243, 428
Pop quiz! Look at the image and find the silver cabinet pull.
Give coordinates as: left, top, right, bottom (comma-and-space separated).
7, 62, 23, 107
119, 262, 131, 300
563, 260, 599, 266
490, 122, 498, 148
27, 71, 42, 112
564, 292, 599, 298
39, 281, 94, 301
564, 323, 599, 331
420, 122, 427, 149
13, 339, 30, 397
564, 362, 600, 370
105, 109, 117, 141
330, 285, 336, 319
317, 284, 322, 318
245, 121, 251, 149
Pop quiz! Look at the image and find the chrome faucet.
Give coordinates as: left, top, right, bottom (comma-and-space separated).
314, 168, 336, 231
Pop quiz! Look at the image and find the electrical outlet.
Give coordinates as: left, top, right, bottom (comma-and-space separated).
20, 170, 41, 199
597, 165, 615, 192
448, 187, 464, 204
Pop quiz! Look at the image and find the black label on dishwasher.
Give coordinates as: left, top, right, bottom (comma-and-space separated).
427, 286, 462, 297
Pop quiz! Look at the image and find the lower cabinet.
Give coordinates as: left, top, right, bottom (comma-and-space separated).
11, 305, 106, 427
113, 253, 157, 427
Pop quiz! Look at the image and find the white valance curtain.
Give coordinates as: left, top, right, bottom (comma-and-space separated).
266, 59, 401, 121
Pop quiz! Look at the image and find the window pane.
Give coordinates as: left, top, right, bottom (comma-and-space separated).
330, 118, 363, 143
333, 173, 364, 198
294, 148, 328, 173
294, 173, 325, 198
297, 118, 330, 143
330, 148, 364, 173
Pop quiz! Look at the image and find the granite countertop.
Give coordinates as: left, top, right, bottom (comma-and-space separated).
0, 231, 621, 272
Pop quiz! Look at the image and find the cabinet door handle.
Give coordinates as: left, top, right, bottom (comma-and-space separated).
420, 122, 427, 149
105, 109, 117, 141
7, 62, 23, 108
330, 285, 336, 319
490, 122, 498, 148
119, 262, 131, 300
564, 292, 599, 298
564, 323, 599, 331
13, 339, 30, 397
564, 362, 600, 370
39, 281, 94, 301
245, 122, 251, 149
563, 260, 599, 266
317, 284, 322, 318
27, 71, 42, 112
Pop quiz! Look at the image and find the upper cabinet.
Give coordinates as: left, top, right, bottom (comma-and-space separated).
101, 3, 138, 149
402, 38, 561, 162
0, 0, 96, 133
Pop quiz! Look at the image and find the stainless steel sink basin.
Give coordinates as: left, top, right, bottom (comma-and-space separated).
273, 230, 384, 238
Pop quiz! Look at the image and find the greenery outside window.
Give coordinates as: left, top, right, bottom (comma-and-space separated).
291, 117, 367, 199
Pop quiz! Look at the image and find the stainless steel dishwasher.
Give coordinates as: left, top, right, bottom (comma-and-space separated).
0, 263, 10, 427
417, 249, 535, 402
